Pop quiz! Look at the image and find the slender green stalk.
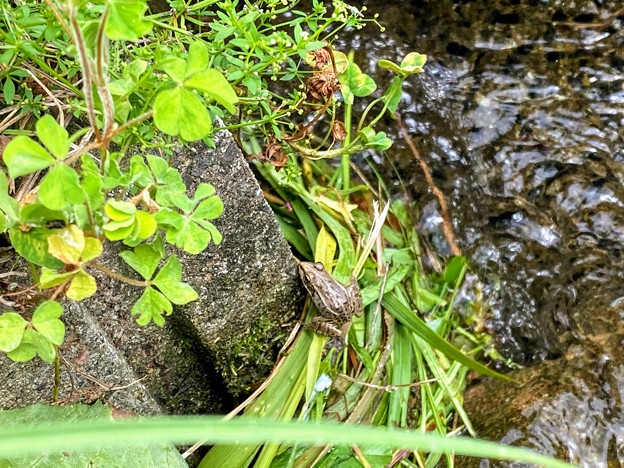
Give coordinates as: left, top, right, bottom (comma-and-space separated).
0, 417, 575, 468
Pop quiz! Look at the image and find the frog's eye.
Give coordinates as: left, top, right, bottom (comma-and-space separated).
314, 263, 324, 271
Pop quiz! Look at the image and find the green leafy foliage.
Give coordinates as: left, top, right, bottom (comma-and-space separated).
153, 41, 238, 141
120, 245, 197, 326
0, 301, 64, 364
155, 183, 224, 254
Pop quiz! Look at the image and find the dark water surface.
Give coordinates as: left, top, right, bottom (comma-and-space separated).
335, 1, 623, 464
336, 0, 624, 362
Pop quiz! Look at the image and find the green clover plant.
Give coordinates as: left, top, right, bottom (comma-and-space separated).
0, 0, 424, 371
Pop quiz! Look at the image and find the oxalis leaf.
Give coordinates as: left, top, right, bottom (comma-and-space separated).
66, 270, 97, 301
339, 63, 376, 98
2, 136, 55, 179
0, 312, 27, 353
153, 87, 212, 141
31, 301, 65, 346
131, 287, 172, 327
7, 328, 56, 363
152, 256, 198, 305
119, 243, 163, 280
38, 164, 84, 211
185, 69, 239, 114
35, 115, 69, 160
106, 0, 152, 42
9, 228, 64, 269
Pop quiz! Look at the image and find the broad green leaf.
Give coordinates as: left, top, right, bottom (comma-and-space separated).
378, 53, 426, 78
106, 0, 152, 41
103, 221, 135, 241
146, 155, 170, 179
35, 115, 69, 160
194, 183, 216, 200
192, 196, 223, 220
81, 237, 103, 262
108, 78, 135, 96
66, 270, 97, 301
6, 328, 38, 362
382, 76, 403, 114
2, 136, 55, 178
0, 403, 187, 467
153, 87, 212, 141
134, 210, 157, 239
131, 287, 172, 326
315, 225, 336, 268
185, 41, 209, 78
154, 208, 184, 230
164, 219, 211, 254
39, 268, 75, 288
81, 167, 104, 211
339, 63, 376, 98
105, 199, 136, 220
38, 164, 84, 210
9, 228, 64, 269
0, 171, 19, 222
377, 59, 402, 75
160, 56, 186, 84
202, 222, 222, 245
184, 69, 239, 114
47, 225, 85, 265
18, 203, 65, 226
3, 78, 15, 104
0, 312, 27, 352
31, 301, 64, 345
153, 256, 198, 305
7, 328, 55, 363
127, 59, 148, 81
0, 215, 6, 233
119, 244, 162, 280
400, 52, 427, 73
31, 329, 56, 363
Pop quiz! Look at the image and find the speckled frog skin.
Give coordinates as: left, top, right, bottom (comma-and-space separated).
298, 262, 362, 337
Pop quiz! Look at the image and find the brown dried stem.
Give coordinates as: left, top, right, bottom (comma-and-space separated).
395, 113, 461, 256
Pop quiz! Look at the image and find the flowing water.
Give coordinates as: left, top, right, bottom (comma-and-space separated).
335, 0, 624, 464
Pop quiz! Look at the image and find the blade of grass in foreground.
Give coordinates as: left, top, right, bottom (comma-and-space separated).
0, 416, 575, 468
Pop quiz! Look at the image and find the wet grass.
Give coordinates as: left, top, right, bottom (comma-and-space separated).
194, 159, 541, 467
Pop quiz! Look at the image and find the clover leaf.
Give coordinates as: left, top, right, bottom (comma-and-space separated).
155, 183, 223, 254
120, 245, 197, 326
153, 41, 238, 141
0, 312, 27, 352
39, 225, 102, 301
2, 301, 64, 364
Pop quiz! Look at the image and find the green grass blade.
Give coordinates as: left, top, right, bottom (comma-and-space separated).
387, 322, 411, 427
382, 293, 516, 382
0, 416, 574, 468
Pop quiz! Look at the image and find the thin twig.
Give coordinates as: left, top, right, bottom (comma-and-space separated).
395, 113, 461, 256
25, 69, 66, 127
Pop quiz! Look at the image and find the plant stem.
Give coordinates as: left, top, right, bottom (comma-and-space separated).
89, 262, 148, 288
341, 101, 353, 193
52, 349, 60, 403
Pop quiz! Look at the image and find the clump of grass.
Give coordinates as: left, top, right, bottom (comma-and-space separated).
196, 157, 517, 467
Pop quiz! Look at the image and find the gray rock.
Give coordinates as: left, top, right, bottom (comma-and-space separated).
1, 127, 304, 415
0, 301, 160, 415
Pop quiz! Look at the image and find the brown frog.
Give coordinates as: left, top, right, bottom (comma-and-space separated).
298, 261, 362, 338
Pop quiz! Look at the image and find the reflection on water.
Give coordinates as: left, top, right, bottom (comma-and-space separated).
337, 0, 624, 362
335, 0, 624, 464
